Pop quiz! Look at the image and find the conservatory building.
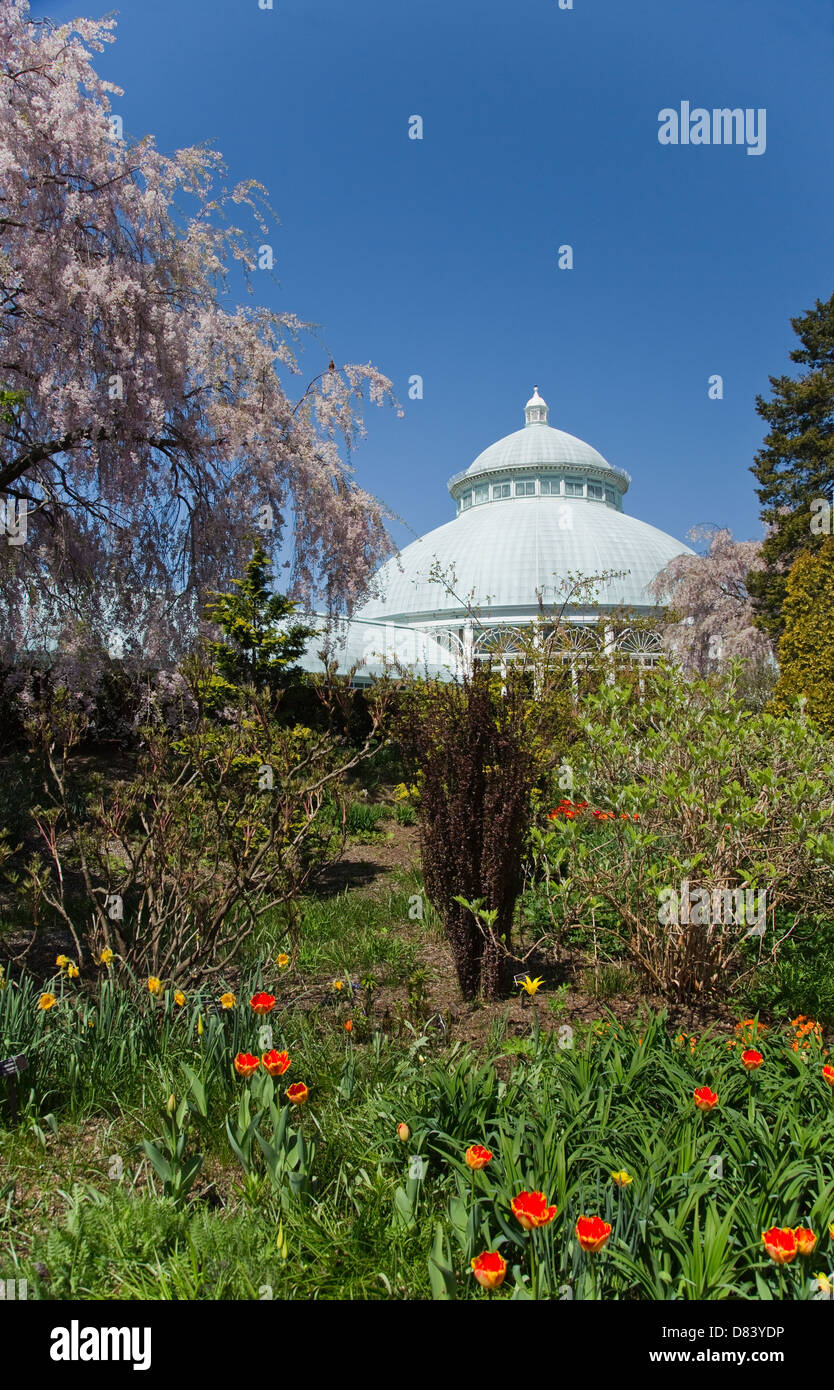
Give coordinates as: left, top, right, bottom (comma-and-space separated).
345, 387, 694, 673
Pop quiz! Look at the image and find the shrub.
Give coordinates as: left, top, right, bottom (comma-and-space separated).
21, 664, 392, 980
772, 537, 834, 736
530, 664, 834, 1000
392, 663, 559, 1001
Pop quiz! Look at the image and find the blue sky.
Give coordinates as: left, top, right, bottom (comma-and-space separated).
32, 0, 834, 556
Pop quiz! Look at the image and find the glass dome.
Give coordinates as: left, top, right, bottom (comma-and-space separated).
356, 388, 692, 632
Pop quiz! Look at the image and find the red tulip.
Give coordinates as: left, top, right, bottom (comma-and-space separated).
470, 1250, 507, 1289
576, 1215, 612, 1253
250, 992, 276, 1014
286, 1082, 308, 1105
693, 1085, 718, 1111
511, 1190, 557, 1230
465, 1144, 493, 1170
794, 1227, 817, 1256
261, 1049, 291, 1076
762, 1226, 798, 1265
741, 1049, 763, 1070
822, 1065, 834, 1086
233, 1052, 260, 1077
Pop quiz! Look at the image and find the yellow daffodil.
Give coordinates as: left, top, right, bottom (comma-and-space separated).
611, 1170, 633, 1187
66, 963, 79, 979
56, 955, 70, 969
332, 980, 344, 991
174, 990, 186, 1007
147, 976, 163, 996
38, 992, 57, 1011
519, 975, 544, 997
220, 992, 236, 1009
276, 953, 290, 968
98, 948, 113, 966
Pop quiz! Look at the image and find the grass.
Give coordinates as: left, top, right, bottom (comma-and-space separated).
737, 916, 834, 1029
3, 845, 834, 1301
2, 974, 834, 1299
253, 878, 421, 984
581, 962, 639, 1000
345, 801, 390, 838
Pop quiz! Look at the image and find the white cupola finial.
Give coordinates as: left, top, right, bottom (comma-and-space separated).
524, 385, 548, 426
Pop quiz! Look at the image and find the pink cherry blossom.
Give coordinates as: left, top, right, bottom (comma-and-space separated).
0, 1, 397, 686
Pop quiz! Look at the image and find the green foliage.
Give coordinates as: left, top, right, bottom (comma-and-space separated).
345, 800, 390, 837
0, 387, 26, 425
18, 662, 392, 978
738, 915, 834, 1028
141, 1086, 205, 1207
772, 538, 834, 735
3, 958, 834, 1300
747, 292, 834, 642
203, 538, 316, 708
530, 663, 834, 999
392, 663, 563, 1001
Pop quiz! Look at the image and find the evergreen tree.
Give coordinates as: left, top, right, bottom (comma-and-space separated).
204, 540, 316, 698
747, 293, 834, 642
771, 538, 834, 737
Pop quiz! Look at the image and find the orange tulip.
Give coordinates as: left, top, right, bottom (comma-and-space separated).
286, 1082, 308, 1105
693, 1085, 718, 1111
762, 1226, 798, 1265
397, 1122, 410, 1142
822, 1065, 834, 1086
741, 1049, 764, 1070
794, 1227, 817, 1256
261, 1049, 291, 1076
511, 1191, 557, 1230
465, 1144, 493, 1171
233, 1052, 260, 1077
576, 1215, 612, 1253
250, 992, 276, 1014
470, 1250, 507, 1289
344, 1020, 354, 1032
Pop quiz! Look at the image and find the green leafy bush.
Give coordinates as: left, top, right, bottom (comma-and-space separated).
530, 664, 834, 1000
772, 537, 834, 736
